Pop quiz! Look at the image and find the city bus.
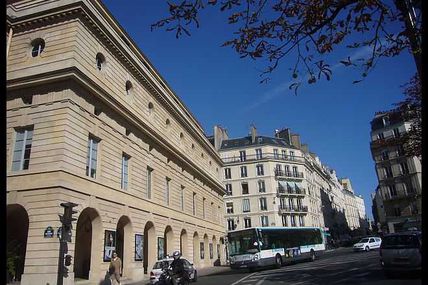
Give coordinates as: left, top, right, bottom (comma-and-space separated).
227, 227, 326, 271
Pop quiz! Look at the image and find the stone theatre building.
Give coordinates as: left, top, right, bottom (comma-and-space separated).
6, 0, 226, 284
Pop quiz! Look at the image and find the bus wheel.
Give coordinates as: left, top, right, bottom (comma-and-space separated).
310, 250, 316, 262
275, 254, 282, 268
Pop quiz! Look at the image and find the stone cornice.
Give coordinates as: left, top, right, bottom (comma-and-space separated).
7, 0, 223, 166
6, 66, 225, 196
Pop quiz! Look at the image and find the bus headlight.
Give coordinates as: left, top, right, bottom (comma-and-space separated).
252, 253, 260, 261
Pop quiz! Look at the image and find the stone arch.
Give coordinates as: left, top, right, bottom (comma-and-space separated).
192, 232, 199, 267
116, 215, 133, 278
144, 221, 156, 274
180, 229, 188, 259
164, 226, 174, 257
74, 207, 102, 282
6, 204, 29, 282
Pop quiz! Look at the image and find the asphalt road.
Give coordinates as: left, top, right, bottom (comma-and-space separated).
194, 248, 422, 285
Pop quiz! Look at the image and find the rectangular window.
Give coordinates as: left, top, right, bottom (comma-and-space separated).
241, 183, 249, 195
242, 198, 251, 213
181, 186, 185, 211
256, 164, 264, 176
400, 162, 409, 174
12, 127, 34, 171
385, 166, 393, 178
203, 197, 206, 219
258, 180, 266, 193
226, 202, 234, 214
377, 132, 385, 140
381, 150, 389, 161
121, 153, 130, 190
256, 148, 263, 159
240, 166, 247, 177
292, 166, 298, 177
165, 177, 171, 205
225, 184, 232, 196
282, 215, 287, 226
86, 135, 99, 178
244, 217, 252, 228
273, 149, 279, 159
393, 128, 400, 138
290, 215, 296, 227
209, 243, 213, 259
285, 165, 290, 176
193, 192, 196, 216
275, 164, 282, 175
289, 151, 295, 160
397, 145, 405, 156
259, 197, 267, 211
261, 216, 269, 227
281, 150, 287, 159
389, 184, 397, 197
227, 219, 235, 231
240, 150, 246, 162
299, 215, 305, 226
147, 167, 153, 199
224, 168, 231, 179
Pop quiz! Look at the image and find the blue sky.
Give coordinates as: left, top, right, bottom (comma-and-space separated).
102, 0, 417, 220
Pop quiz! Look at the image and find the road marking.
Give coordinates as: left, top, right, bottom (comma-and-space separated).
230, 272, 257, 285
255, 277, 265, 285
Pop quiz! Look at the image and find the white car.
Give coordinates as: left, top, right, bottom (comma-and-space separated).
149, 258, 197, 284
353, 237, 382, 252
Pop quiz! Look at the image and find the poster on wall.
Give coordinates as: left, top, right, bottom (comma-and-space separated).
157, 237, 165, 260
135, 234, 144, 261
104, 230, 116, 262
200, 242, 205, 259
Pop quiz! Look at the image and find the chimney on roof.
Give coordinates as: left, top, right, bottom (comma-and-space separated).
301, 143, 309, 153
213, 125, 229, 150
290, 134, 301, 149
250, 124, 257, 143
275, 128, 292, 145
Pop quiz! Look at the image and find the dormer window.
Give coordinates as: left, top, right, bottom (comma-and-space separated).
382, 116, 390, 127
31, 38, 45, 57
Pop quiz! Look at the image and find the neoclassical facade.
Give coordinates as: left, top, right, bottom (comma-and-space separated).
6, 1, 226, 284
211, 125, 367, 240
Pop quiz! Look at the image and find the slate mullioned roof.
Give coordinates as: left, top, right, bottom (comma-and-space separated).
220, 136, 297, 150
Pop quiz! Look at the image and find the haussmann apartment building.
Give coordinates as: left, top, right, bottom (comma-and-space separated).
6, 0, 226, 284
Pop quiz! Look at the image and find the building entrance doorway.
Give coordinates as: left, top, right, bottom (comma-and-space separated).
74, 207, 100, 280
7, 204, 29, 283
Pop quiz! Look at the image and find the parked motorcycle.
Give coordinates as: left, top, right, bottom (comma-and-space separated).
157, 265, 190, 285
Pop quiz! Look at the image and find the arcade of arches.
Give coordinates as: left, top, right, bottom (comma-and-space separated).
7, 204, 226, 284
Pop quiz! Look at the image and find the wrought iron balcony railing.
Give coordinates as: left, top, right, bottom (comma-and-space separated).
277, 187, 305, 196
274, 170, 304, 179
278, 205, 308, 214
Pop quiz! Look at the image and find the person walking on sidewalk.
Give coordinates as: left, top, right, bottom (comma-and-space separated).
109, 251, 122, 285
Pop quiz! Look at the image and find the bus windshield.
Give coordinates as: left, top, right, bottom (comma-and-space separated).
228, 229, 260, 256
